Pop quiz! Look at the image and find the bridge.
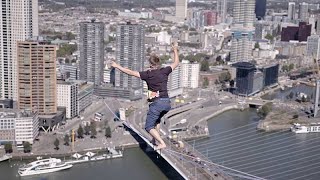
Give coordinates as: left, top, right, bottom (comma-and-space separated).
122, 102, 266, 180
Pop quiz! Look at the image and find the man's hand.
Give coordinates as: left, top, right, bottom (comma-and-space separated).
111, 61, 118, 68
171, 42, 179, 52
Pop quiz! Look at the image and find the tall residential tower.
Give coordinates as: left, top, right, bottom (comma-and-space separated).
217, 0, 227, 23
79, 20, 104, 85
231, 0, 255, 62
176, 0, 188, 19
288, 2, 296, 20
17, 39, 57, 115
115, 23, 145, 98
0, 0, 39, 100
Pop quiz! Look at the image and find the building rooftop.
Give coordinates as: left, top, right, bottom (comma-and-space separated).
0, 109, 36, 119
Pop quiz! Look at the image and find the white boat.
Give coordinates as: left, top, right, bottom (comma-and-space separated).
18, 158, 72, 177
291, 123, 320, 134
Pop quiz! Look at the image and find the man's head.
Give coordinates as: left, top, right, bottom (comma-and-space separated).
148, 54, 161, 68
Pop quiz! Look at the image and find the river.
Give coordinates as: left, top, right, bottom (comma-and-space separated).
0, 147, 183, 180
194, 109, 320, 180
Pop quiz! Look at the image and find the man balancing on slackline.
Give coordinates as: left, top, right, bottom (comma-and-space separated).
111, 42, 179, 150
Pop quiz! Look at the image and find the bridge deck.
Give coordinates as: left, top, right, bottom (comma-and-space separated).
123, 119, 231, 180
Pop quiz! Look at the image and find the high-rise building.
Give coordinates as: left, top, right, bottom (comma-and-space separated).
176, 0, 188, 19
57, 81, 78, 119
255, 0, 267, 20
17, 40, 57, 115
231, 30, 254, 62
231, 0, 255, 62
79, 20, 104, 85
288, 2, 296, 20
233, 0, 255, 27
0, 0, 39, 101
233, 62, 256, 96
165, 64, 183, 97
317, 16, 320, 35
181, 60, 200, 89
298, 2, 309, 22
307, 35, 320, 60
259, 64, 279, 87
115, 23, 144, 98
217, 0, 227, 23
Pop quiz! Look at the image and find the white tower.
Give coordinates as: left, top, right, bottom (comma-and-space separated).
288, 2, 296, 20
176, 0, 188, 19
0, 0, 39, 100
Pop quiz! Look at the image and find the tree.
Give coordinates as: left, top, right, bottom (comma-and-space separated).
77, 125, 84, 138
54, 138, 60, 150
265, 34, 274, 41
84, 124, 91, 135
289, 63, 294, 71
254, 42, 260, 49
23, 141, 31, 153
288, 91, 294, 99
4, 143, 13, 153
200, 60, 209, 71
216, 56, 222, 62
105, 126, 112, 138
65, 32, 76, 40
219, 72, 231, 82
214, 79, 220, 85
90, 122, 97, 138
57, 44, 77, 57
64, 134, 70, 146
257, 102, 273, 118
203, 77, 209, 88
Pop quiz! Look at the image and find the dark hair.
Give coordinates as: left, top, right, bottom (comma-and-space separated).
148, 54, 161, 68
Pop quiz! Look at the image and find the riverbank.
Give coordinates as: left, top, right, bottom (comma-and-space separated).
8, 142, 140, 161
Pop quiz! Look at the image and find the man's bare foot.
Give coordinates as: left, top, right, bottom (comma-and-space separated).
155, 143, 166, 150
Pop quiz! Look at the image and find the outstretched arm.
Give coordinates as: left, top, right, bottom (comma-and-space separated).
111, 61, 140, 78
170, 42, 179, 70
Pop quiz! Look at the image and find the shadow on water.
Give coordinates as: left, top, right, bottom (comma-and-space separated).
125, 127, 184, 180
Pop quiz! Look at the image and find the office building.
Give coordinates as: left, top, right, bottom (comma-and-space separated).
79, 20, 104, 85
59, 64, 79, 81
298, 2, 308, 22
0, 0, 39, 101
231, 30, 254, 62
181, 60, 200, 89
57, 81, 78, 119
233, 0, 255, 27
217, 0, 227, 23
288, 2, 296, 20
176, 0, 188, 19
114, 23, 144, 100
233, 62, 256, 96
17, 40, 57, 115
255, 0, 266, 20
307, 35, 320, 60
0, 109, 39, 145
259, 64, 279, 87
281, 22, 311, 42
77, 81, 94, 114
